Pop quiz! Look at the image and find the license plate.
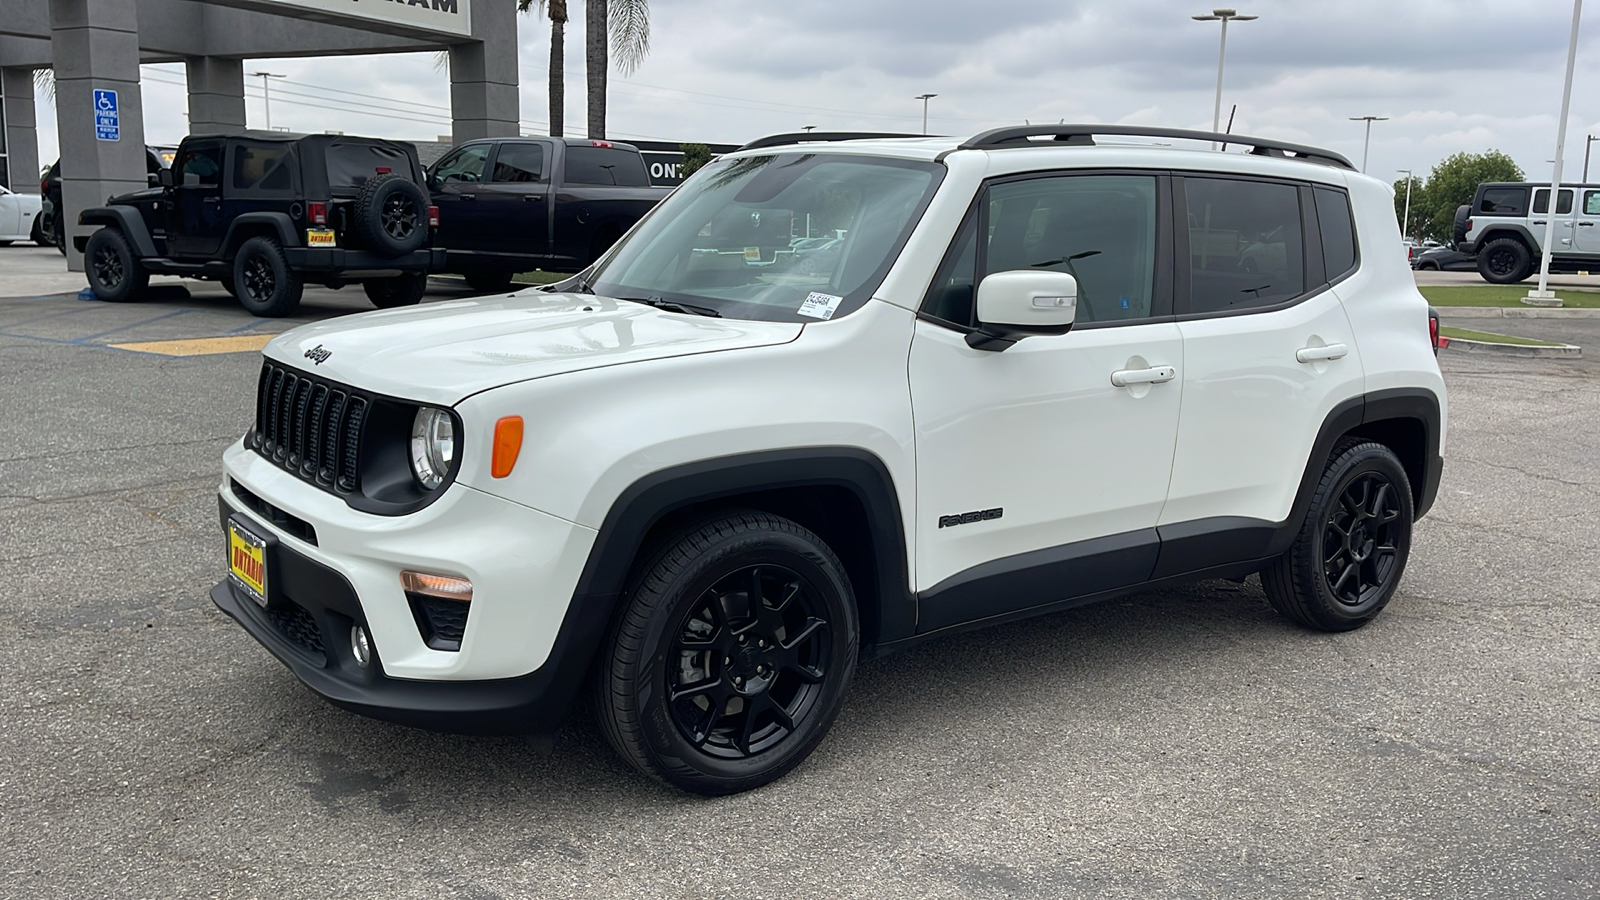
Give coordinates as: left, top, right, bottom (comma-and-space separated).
227, 520, 269, 608
306, 229, 336, 247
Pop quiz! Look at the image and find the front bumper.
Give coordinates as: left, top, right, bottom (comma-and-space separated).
283, 246, 446, 272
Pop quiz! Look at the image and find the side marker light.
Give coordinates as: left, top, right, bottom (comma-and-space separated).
492, 416, 524, 479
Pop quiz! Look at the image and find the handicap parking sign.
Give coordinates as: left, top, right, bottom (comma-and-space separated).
94, 89, 119, 141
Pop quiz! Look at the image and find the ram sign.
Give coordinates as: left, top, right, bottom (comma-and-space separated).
246, 0, 472, 38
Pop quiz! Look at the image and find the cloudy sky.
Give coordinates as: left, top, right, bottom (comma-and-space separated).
30, 0, 1600, 184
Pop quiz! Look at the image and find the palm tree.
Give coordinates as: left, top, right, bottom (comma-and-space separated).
586, 0, 650, 140
517, 0, 567, 138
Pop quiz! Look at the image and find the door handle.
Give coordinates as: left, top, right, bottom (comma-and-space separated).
1580, 222, 1595, 227
460, 193, 476, 201
1296, 343, 1348, 363
1110, 365, 1177, 387
524, 194, 543, 202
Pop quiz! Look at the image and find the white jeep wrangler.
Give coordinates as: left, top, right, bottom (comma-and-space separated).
214, 125, 1446, 796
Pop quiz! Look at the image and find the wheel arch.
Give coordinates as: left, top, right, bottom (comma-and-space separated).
571, 448, 914, 660
1276, 389, 1443, 557
221, 212, 298, 259
77, 206, 156, 257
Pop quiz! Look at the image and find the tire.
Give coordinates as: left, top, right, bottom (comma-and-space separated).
52, 212, 66, 256
30, 213, 46, 246
84, 228, 149, 303
1477, 236, 1532, 284
1262, 439, 1414, 632
0, 240, 11, 247
1451, 204, 1471, 245
351, 173, 428, 258
1418, 261, 1439, 270
463, 269, 516, 294
363, 272, 428, 308
232, 236, 304, 317
594, 511, 860, 796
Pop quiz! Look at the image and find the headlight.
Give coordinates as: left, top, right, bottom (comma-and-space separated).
409, 406, 455, 490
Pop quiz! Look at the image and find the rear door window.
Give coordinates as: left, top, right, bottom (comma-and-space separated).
565, 146, 651, 186
491, 143, 545, 183
1184, 177, 1306, 313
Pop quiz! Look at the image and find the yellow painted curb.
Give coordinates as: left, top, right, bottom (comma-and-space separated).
109, 334, 277, 356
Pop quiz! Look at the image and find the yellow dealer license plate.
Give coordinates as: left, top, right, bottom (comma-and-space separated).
306, 229, 336, 247
227, 520, 269, 608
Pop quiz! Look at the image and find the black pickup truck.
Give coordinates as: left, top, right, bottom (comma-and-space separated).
427, 137, 671, 292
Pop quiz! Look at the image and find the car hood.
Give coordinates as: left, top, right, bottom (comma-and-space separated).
263, 291, 803, 406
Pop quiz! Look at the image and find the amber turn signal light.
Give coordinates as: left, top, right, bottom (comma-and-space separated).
492, 416, 524, 478
400, 570, 473, 602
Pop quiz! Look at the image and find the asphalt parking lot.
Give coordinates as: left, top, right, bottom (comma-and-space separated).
2, 245, 1597, 898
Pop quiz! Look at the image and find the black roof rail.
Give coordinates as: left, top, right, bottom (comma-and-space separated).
956, 124, 1355, 171
738, 131, 924, 152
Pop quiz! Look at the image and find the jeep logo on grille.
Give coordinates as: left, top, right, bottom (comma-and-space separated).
304, 345, 332, 365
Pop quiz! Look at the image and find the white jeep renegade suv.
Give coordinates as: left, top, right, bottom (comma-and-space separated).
214, 125, 1446, 795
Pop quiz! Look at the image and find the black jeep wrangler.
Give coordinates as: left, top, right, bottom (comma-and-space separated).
77, 132, 444, 317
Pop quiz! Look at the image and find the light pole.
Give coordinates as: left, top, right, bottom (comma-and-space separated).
1397, 169, 1413, 241
250, 71, 287, 131
915, 94, 938, 135
1349, 115, 1388, 173
1584, 134, 1599, 182
1192, 9, 1257, 139
1528, 0, 1585, 307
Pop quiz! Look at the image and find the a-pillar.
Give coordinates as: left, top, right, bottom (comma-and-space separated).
186, 56, 245, 135
49, 0, 146, 272
449, 0, 518, 143
2, 67, 41, 193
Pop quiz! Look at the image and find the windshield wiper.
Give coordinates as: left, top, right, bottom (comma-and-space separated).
541, 271, 595, 294
618, 295, 723, 317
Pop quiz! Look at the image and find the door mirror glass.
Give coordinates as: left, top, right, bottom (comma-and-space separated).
968, 269, 1077, 350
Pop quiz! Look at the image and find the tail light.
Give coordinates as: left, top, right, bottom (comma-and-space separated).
308, 201, 328, 226
375, 166, 392, 174
428, 205, 440, 227
590, 140, 614, 148
1429, 315, 1441, 352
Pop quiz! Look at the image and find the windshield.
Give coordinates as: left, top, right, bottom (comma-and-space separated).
590, 153, 942, 322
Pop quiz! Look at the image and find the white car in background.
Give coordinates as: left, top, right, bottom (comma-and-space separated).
0, 184, 44, 245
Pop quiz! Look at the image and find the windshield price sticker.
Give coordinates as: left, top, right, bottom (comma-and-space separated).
798, 292, 843, 320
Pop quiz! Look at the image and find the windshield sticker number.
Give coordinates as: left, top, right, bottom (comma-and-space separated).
798, 292, 843, 320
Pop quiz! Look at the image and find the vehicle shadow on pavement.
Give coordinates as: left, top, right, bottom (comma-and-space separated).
220, 575, 1298, 808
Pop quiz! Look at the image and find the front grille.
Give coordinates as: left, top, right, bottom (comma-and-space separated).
407, 592, 470, 652
266, 600, 327, 662
251, 362, 369, 494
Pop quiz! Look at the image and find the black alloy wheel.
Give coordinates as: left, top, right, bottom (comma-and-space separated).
594, 511, 859, 796
1321, 472, 1403, 607
84, 228, 148, 302
232, 236, 304, 317
1477, 237, 1531, 284
1262, 439, 1414, 632
667, 564, 832, 758
381, 193, 419, 243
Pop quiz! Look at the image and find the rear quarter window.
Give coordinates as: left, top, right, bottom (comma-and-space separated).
1313, 187, 1357, 280
565, 146, 651, 187
1478, 188, 1527, 215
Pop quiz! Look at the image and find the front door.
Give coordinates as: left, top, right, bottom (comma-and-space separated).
428, 143, 493, 253
167, 140, 226, 258
1531, 187, 1576, 255
478, 141, 553, 257
909, 172, 1183, 630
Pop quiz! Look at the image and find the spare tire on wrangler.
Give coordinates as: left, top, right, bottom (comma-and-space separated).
351, 173, 428, 258
1452, 204, 1472, 245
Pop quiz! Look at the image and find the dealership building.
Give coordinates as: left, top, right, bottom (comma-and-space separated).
0, 0, 517, 269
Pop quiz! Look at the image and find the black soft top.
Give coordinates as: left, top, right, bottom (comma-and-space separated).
182, 132, 426, 197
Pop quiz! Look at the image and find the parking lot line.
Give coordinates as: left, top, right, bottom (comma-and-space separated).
108, 334, 277, 356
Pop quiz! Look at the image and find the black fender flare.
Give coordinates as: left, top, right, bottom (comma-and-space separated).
544, 448, 913, 712
221, 212, 299, 258
77, 206, 157, 258
1475, 225, 1540, 254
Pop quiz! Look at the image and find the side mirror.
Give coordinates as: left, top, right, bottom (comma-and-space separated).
966, 270, 1078, 351
157, 169, 173, 188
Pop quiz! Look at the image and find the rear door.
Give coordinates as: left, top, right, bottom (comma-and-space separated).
167, 140, 227, 258
478, 140, 553, 256
1160, 176, 1364, 564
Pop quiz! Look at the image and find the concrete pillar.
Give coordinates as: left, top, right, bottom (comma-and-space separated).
186, 56, 245, 135
449, 0, 518, 143
2, 67, 41, 192
49, 0, 146, 272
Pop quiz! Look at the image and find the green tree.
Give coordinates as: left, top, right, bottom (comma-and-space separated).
1408, 150, 1525, 241
679, 142, 712, 179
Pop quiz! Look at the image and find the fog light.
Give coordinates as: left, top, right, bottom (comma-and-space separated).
351, 625, 372, 668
